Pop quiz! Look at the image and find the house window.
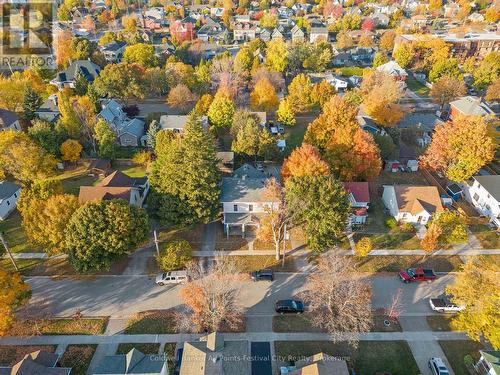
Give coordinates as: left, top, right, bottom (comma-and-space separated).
473, 193, 479, 201
6, 201, 10, 206
13, 193, 17, 198
233, 205, 238, 212
249, 204, 253, 212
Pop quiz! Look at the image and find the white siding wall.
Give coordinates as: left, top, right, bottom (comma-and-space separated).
464, 179, 500, 227
0, 188, 21, 220
222, 202, 269, 213
382, 186, 399, 217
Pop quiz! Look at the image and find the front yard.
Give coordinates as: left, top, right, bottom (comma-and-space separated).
439, 340, 485, 375
469, 224, 499, 249
426, 315, 454, 331
406, 77, 430, 97
0, 345, 56, 366
0, 211, 42, 253
7, 317, 108, 336
233, 255, 297, 272
352, 255, 464, 273
274, 340, 419, 375
59, 345, 97, 375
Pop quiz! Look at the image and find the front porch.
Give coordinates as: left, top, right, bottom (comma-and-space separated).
223, 212, 263, 238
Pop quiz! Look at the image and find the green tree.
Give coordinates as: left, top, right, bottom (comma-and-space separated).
157, 239, 192, 271
94, 119, 117, 159
260, 12, 278, 28
22, 86, 42, 121
231, 120, 260, 158
374, 134, 396, 160
432, 211, 467, 245
146, 120, 159, 149
429, 58, 461, 82
28, 119, 64, 156
276, 98, 296, 126
74, 70, 89, 96
207, 94, 236, 129
286, 175, 350, 252
393, 43, 413, 69
258, 129, 279, 161
123, 43, 158, 68
71, 37, 96, 60
473, 52, 500, 90
65, 200, 149, 271
93, 63, 146, 101
372, 52, 389, 68
149, 115, 221, 225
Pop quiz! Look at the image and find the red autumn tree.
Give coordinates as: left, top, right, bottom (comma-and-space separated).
304, 96, 382, 181
361, 17, 375, 31
419, 114, 494, 182
282, 143, 330, 180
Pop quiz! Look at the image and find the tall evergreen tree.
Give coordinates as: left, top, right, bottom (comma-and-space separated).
146, 120, 160, 149
74, 70, 89, 96
22, 86, 43, 121
149, 115, 220, 225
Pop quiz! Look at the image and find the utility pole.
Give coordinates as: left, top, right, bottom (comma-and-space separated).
0, 232, 19, 272
282, 224, 287, 268
153, 230, 160, 257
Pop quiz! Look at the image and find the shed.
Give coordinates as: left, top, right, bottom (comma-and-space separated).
446, 183, 463, 201
407, 159, 419, 172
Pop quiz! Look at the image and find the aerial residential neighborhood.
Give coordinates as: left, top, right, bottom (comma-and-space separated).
0, 0, 499, 374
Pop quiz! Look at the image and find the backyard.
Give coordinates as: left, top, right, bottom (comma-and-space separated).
406, 76, 430, 97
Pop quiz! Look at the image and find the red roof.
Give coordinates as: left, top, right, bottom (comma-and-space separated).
343, 182, 370, 203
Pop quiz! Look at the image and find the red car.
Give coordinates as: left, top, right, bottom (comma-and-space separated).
399, 267, 437, 283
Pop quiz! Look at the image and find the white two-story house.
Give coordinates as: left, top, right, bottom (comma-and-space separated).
382, 185, 444, 225
221, 164, 278, 237
462, 175, 500, 228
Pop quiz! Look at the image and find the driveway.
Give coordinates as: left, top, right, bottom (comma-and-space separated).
24, 274, 455, 318
250, 342, 272, 375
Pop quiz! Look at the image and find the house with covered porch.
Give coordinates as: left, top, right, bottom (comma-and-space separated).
221, 164, 278, 237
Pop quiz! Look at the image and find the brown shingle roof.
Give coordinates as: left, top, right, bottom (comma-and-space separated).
99, 170, 133, 187
78, 186, 131, 204
394, 185, 444, 215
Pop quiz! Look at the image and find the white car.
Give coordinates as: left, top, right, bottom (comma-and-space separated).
429, 357, 450, 375
155, 271, 188, 286
429, 297, 465, 313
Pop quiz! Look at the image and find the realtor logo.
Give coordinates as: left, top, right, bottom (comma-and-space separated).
0, 0, 55, 71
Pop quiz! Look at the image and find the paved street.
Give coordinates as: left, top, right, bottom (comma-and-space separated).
25, 273, 455, 318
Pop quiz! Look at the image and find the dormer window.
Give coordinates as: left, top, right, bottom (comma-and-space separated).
234, 205, 238, 212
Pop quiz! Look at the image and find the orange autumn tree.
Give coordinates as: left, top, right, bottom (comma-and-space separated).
304, 96, 382, 181
282, 143, 330, 180
0, 268, 30, 336
420, 114, 494, 182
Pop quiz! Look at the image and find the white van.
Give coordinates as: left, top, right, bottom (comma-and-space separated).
155, 270, 189, 286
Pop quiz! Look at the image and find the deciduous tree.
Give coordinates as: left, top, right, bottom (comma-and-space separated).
65, 200, 149, 271
0, 269, 30, 336
265, 38, 288, 72
167, 84, 198, 114
429, 58, 461, 82
281, 143, 330, 180
93, 63, 146, 101
430, 75, 467, 110
250, 77, 279, 112
379, 30, 395, 51
286, 175, 350, 252
303, 253, 372, 343
94, 119, 117, 159
393, 43, 413, 69
287, 74, 312, 114
336, 30, 353, 49
305, 96, 382, 180
420, 115, 494, 182
486, 77, 500, 102
123, 43, 158, 68
207, 93, 236, 129
60, 139, 82, 162
446, 258, 499, 349
157, 239, 192, 271
310, 80, 335, 109
276, 98, 296, 126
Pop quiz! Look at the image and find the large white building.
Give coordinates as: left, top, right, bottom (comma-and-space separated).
462, 175, 500, 228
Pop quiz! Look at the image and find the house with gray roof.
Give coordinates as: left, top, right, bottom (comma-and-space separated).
179, 332, 250, 375
159, 115, 208, 132
100, 41, 127, 63
50, 60, 101, 90
93, 348, 167, 375
449, 96, 494, 119
0, 350, 70, 375
0, 181, 21, 220
309, 26, 328, 43
0, 109, 21, 132
35, 94, 60, 123
221, 164, 278, 237
99, 99, 145, 147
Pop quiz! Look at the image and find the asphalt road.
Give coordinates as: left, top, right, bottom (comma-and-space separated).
24, 273, 455, 318
250, 342, 272, 375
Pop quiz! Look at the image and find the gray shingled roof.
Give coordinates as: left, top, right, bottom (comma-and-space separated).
93, 348, 165, 374
474, 175, 500, 202
450, 96, 493, 116
0, 181, 20, 201
221, 177, 268, 202
0, 109, 19, 128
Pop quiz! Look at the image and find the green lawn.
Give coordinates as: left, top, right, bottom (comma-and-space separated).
335, 66, 366, 77
113, 160, 147, 178
439, 340, 484, 375
274, 340, 419, 375
232, 255, 297, 272
125, 311, 178, 334
352, 255, 463, 273
0, 211, 43, 253
59, 345, 97, 375
116, 343, 160, 355
354, 229, 421, 250
469, 225, 499, 249
7, 318, 108, 336
0, 345, 56, 366
406, 77, 430, 97
284, 122, 308, 155
426, 315, 454, 331
273, 314, 401, 333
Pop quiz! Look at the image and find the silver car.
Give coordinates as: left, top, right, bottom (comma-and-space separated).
429, 357, 450, 375
155, 271, 188, 286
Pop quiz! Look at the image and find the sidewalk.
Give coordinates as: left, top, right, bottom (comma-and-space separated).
0, 330, 469, 346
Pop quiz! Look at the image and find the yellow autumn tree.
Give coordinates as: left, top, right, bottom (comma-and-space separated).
250, 77, 279, 112
0, 268, 30, 336
60, 139, 83, 162
446, 258, 500, 349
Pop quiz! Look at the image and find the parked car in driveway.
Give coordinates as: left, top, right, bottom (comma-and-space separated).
399, 267, 437, 283
155, 270, 188, 286
429, 296, 464, 313
251, 269, 274, 281
429, 357, 450, 375
275, 299, 304, 314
